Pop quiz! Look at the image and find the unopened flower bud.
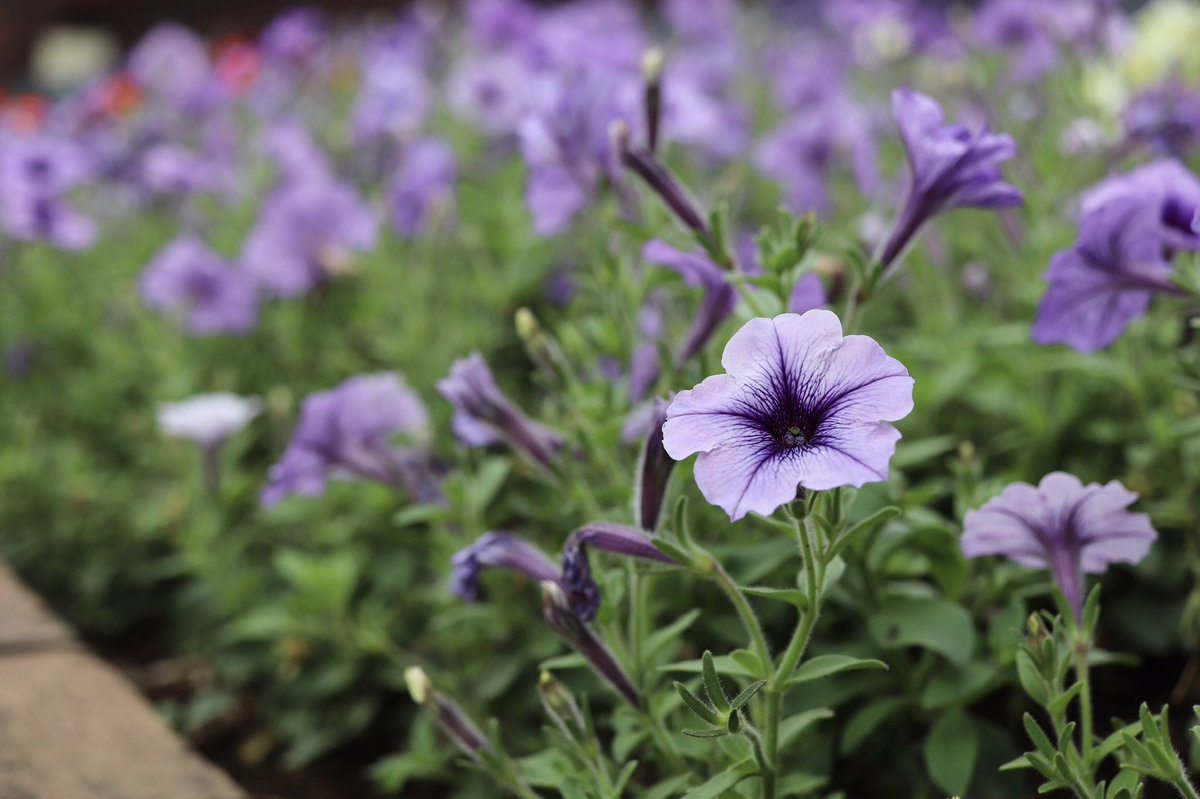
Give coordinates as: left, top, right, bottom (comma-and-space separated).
641, 47, 664, 153
405, 666, 489, 759
542, 582, 641, 708
538, 671, 586, 737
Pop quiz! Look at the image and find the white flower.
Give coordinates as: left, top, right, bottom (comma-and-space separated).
157, 393, 262, 446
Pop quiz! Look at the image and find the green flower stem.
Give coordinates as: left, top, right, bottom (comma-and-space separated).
761, 513, 826, 799
1074, 640, 1093, 767
645, 707, 688, 773
1172, 772, 1200, 799
711, 559, 772, 672
629, 568, 649, 681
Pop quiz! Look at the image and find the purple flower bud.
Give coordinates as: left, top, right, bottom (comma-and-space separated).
541, 582, 641, 708
879, 89, 1022, 273
633, 400, 675, 533
620, 146, 711, 240
561, 521, 678, 622
438, 353, 563, 470
405, 667, 490, 759
642, 240, 736, 367
962, 472, 1157, 621
450, 531, 561, 602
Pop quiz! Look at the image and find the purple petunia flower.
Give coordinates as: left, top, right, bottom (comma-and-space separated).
973, 0, 1063, 83
350, 44, 431, 147
438, 353, 563, 470
663, 311, 913, 521
126, 23, 220, 112
517, 70, 633, 237
0, 135, 97, 250
1032, 159, 1200, 352
1122, 82, 1200, 159
140, 237, 259, 335
447, 53, 531, 138
961, 472, 1157, 620
451, 531, 561, 602
262, 373, 436, 505
561, 522, 677, 621
388, 138, 456, 238
878, 88, 1022, 272
242, 180, 378, 298
262, 119, 334, 189
259, 7, 326, 66
642, 240, 736, 368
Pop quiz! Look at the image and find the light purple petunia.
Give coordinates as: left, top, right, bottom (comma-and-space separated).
972, 0, 1062, 83
438, 352, 563, 470
242, 180, 378, 298
1122, 82, 1200, 159
140, 237, 259, 335
0, 136, 97, 250
126, 23, 220, 112
517, 70, 633, 237
262, 372, 436, 506
263, 119, 334, 189
878, 88, 1022, 272
642, 240, 736, 368
663, 311, 914, 521
259, 7, 327, 65
961, 472, 1157, 620
1032, 159, 1200, 352
447, 53, 531, 138
350, 43, 431, 147
140, 143, 228, 198
388, 138, 456, 238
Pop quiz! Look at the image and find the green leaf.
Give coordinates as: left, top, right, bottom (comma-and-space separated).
841, 698, 906, 754
1016, 649, 1050, 706
1094, 721, 1141, 764
924, 710, 979, 796
779, 708, 835, 749
730, 680, 767, 711
702, 651, 730, 712
729, 649, 768, 680
661, 655, 755, 678
683, 727, 728, 738
645, 609, 702, 660
739, 585, 808, 609
539, 653, 587, 671
868, 597, 976, 665
681, 768, 752, 799
827, 506, 901, 559
920, 661, 997, 710
674, 681, 721, 725
641, 775, 694, 799
785, 655, 889, 687
777, 772, 827, 798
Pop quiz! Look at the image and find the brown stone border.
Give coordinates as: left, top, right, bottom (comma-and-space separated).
0, 560, 248, 799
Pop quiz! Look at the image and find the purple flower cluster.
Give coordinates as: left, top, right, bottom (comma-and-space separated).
0, 136, 96, 250
1032, 160, 1200, 353
263, 373, 437, 505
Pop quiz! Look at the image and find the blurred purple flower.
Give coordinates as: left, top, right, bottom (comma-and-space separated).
464, 0, 539, 50
350, 47, 431, 146
389, 138, 456, 238
973, 0, 1062, 83
642, 240, 736, 368
260, 7, 326, 65
518, 71, 632, 236
789, 274, 828, 314
438, 352, 563, 470
451, 531, 561, 602
533, 0, 646, 72
0, 136, 97, 250
262, 373, 435, 505
663, 311, 913, 521
962, 472, 1156, 620
1032, 160, 1200, 352
140, 237, 259, 335
1122, 83, 1200, 159
140, 143, 227, 197
448, 54, 531, 138
629, 292, 664, 403
242, 180, 378, 297
878, 88, 1022, 272
263, 118, 334, 189
561, 522, 677, 621
127, 23, 220, 111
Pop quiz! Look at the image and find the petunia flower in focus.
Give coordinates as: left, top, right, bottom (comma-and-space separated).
663, 311, 913, 521
877, 88, 1022, 273
388, 138, 456, 238
961, 472, 1157, 620
262, 373, 437, 505
438, 352, 563, 470
140, 237, 259, 336
241, 180, 378, 298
